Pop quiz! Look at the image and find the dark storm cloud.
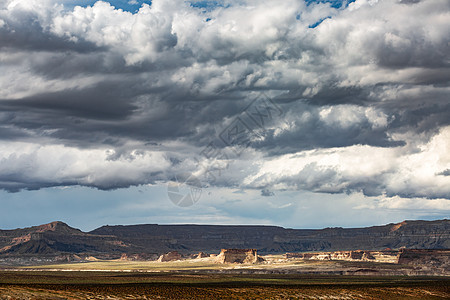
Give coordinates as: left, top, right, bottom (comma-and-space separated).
0, 0, 449, 199
1, 83, 137, 120
399, 0, 421, 4
438, 169, 450, 177
0, 125, 30, 141
260, 189, 274, 197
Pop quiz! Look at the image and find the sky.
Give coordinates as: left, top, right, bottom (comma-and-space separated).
0, 0, 449, 231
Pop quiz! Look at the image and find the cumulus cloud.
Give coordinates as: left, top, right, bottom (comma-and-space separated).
242, 125, 450, 199
0, 0, 449, 203
0, 141, 170, 191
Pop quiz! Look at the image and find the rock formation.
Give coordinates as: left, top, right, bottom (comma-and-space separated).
285, 252, 304, 259
284, 249, 450, 270
89, 219, 450, 254
196, 252, 209, 259
215, 249, 264, 264
120, 253, 158, 261
0, 219, 448, 262
158, 251, 182, 262
288, 250, 398, 263
397, 249, 449, 270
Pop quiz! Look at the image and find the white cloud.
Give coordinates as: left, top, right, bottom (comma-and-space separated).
0, 142, 170, 190
0, 0, 448, 207
242, 126, 450, 198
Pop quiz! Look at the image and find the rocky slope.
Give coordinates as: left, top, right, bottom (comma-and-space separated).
0, 221, 130, 257
89, 219, 450, 254
0, 219, 448, 260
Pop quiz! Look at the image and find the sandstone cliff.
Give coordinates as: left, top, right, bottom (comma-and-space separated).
215, 249, 264, 264
0, 219, 448, 260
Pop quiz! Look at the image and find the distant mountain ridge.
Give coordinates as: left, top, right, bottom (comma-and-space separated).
0, 219, 448, 258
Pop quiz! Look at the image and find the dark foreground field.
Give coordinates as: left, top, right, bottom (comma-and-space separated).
0, 271, 449, 299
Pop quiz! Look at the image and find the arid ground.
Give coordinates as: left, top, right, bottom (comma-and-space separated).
0, 271, 449, 299
1, 256, 449, 300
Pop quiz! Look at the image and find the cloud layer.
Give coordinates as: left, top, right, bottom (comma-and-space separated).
0, 0, 449, 201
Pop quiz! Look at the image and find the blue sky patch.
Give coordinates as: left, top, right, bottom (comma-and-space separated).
65, 1, 354, 13
189, 0, 229, 11
305, 0, 356, 9
65, 0, 152, 13
309, 16, 331, 28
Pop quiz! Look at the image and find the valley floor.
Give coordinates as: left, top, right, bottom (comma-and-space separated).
0, 271, 449, 299
2, 254, 447, 276
0, 256, 449, 299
